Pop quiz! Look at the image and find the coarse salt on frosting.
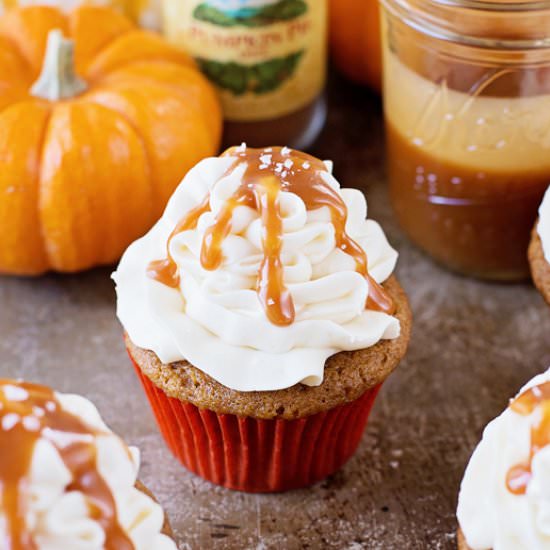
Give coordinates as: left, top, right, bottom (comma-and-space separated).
113, 152, 400, 392
0, 388, 176, 550
539, 186, 550, 263
457, 367, 550, 550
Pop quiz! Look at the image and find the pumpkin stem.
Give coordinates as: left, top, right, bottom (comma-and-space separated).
31, 29, 87, 101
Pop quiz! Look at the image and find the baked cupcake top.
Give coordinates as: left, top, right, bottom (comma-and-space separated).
457, 368, 550, 550
539, 186, 550, 264
114, 145, 400, 391
0, 379, 176, 550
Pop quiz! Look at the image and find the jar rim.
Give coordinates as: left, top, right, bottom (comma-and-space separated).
381, 0, 550, 49
437, 0, 550, 11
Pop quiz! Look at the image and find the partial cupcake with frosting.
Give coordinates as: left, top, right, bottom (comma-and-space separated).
0, 378, 176, 550
114, 145, 411, 492
457, 367, 550, 550
529, 186, 550, 305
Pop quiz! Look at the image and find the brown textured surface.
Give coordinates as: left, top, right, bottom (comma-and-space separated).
529, 223, 550, 306
2, 75, 550, 549
136, 480, 174, 539
127, 276, 411, 420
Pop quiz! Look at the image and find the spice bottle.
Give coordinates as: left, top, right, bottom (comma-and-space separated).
163, 0, 327, 149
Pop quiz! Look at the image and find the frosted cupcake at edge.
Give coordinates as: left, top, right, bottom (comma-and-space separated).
114, 145, 412, 492
457, 367, 550, 550
529, 187, 550, 304
0, 378, 176, 549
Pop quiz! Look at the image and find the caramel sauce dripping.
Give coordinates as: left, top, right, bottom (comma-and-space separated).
506, 381, 550, 495
147, 146, 395, 325
0, 380, 134, 550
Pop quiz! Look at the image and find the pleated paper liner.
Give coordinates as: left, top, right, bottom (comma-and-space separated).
130, 354, 382, 493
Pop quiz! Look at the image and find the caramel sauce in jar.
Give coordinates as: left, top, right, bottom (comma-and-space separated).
148, 146, 394, 325
381, 0, 550, 280
0, 379, 133, 550
506, 381, 550, 495
386, 122, 549, 279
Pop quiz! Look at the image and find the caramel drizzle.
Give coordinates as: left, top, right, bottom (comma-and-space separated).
0, 380, 134, 550
506, 381, 550, 495
147, 146, 395, 325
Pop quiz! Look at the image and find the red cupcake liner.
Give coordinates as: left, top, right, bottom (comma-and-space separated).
130, 354, 382, 493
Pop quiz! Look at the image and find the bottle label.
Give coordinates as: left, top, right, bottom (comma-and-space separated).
163, 0, 327, 121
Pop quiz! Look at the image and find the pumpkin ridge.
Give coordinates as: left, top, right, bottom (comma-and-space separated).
97, 59, 222, 146
0, 30, 33, 80
84, 30, 194, 82
38, 100, 154, 271
83, 84, 183, 216
35, 103, 59, 270
0, 7, 70, 77
3, 99, 53, 274
69, 7, 135, 78
79, 92, 156, 219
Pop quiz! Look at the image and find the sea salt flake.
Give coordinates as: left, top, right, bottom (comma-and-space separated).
3, 385, 29, 402
302, 161, 311, 169
281, 146, 291, 155
45, 401, 57, 412
260, 154, 272, 165
2, 413, 20, 431
32, 406, 45, 418
283, 159, 293, 169
259, 164, 269, 170
23, 416, 41, 432
236, 143, 246, 153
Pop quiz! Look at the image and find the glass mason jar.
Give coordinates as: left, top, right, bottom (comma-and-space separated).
380, 0, 550, 280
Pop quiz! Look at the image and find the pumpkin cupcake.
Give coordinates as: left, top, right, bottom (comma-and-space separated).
114, 144, 412, 492
457, 367, 550, 550
529, 187, 550, 304
0, 378, 176, 549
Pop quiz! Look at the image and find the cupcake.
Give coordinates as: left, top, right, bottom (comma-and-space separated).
457, 368, 550, 550
529, 186, 550, 304
0, 378, 176, 549
114, 144, 412, 492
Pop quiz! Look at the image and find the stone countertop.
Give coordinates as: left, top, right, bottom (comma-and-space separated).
2, 76, 550, 549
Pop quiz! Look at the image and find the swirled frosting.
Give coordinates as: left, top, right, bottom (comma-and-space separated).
0, 380, 176, 550
457, 368, 550, 550
539, 187, 550, 263
114, 146, 400, 392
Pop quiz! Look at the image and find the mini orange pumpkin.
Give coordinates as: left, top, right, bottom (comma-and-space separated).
0, 5, 222, 275
329, 0, 382, 91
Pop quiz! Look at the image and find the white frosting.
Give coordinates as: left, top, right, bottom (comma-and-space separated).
0, 390, 177, 550
457, 368, 550, 550
539, 187, 550, 263
114, 154, 400, 392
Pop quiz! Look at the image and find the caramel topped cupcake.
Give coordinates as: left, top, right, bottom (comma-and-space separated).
0, 379, 176, 549
114, 145, 411, 492
457, 368, 550, 550
529, 186, 550, 304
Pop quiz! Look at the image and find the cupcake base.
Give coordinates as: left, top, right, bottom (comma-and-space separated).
133, 359, 381, 493
528, 223, 550, 305
126, 276, 411, 492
